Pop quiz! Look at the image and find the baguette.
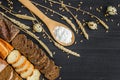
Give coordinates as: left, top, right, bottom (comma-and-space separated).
15, 60, 30, 74
27, 69, 41, 80
0, 38, 14, 52
20, 64, 34, 78
0, 38, 14, 59
12, 56, 27, 68
7, 50, 21, 64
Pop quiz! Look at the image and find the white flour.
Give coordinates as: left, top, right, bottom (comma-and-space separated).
53, 26, 72, 44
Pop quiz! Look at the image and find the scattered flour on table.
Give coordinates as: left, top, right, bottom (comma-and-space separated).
53, 26, 72, 44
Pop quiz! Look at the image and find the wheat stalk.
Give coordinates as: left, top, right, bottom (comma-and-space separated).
48, 0, 109, 30
0, 4, 36, 21
13, 14, 36, 21
54, 42, 80, 57
60, 1, 89, 39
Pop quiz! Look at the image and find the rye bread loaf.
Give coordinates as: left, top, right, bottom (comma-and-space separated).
0, 58, 22, 80
45, 66, 60, 80
11, 34, 60, 80
0, 14, 20, 42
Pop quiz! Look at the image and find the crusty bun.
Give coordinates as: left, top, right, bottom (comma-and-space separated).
7, 50, 21, 64
27, 69, 41, 80
0, 58, 8, 72
20, 64, 34, 78
12, 56, 27, 68
15, 60, 30, 74
0, 38, 14, 59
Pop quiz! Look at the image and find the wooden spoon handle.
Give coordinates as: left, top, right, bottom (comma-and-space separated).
19, 0, 50, 24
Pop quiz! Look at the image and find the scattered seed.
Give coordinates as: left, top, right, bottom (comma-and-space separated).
105, 19, 108, 22
118, 4, 120, 7
59, 77, 62, 80
59, 66, 62, 69
74, 41, 77, 44
67, 55, 70, 59
51, 14, 53, 16
111, 19, 114, 22
106, 30, 109, 33
53, 52, 56, 55
18, 10, 21, 13
117, 23, 120, 26
90, 6, 92, 10
80, 40, 83, 43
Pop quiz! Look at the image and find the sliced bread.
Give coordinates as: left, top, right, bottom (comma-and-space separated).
20, 64, 34, 78
27, 69, 41, 80
12, 56, 27, 68
7, 50, 21, 64
15, 60, 30, 74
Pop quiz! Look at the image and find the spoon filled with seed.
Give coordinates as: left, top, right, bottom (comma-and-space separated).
19, 0, 75, 46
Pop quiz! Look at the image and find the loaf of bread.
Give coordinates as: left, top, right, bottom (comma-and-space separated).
0, 58, 22, 80
7, 50, 40, 79
12, 34, 60, 80
0, 38, 14, 59
0, 14, 20, 42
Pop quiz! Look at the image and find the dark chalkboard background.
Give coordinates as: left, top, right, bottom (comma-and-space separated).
0, 0, 120, 80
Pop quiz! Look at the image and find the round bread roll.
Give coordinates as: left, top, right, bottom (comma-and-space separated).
27, 69, 41, 80
7, 50, 21, 64
20, 64, 34, 78
12, 56, 27, 68
15, 60, 30, 74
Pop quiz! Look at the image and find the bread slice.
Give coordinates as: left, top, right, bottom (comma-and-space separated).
27, 69, 41, 80
15, 60, 30, 74
7, 50, 21, 64
12, 56, 27, 68
20, 64, 34, 78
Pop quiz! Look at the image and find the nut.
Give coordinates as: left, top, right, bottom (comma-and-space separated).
106, 6, 117, 15
88, 21, 97, 30
33, 23, 43, 32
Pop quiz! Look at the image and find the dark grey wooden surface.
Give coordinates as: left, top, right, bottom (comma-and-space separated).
0, 0, 120, 80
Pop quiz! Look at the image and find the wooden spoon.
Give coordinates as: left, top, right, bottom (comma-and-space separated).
19, 0, 75, 46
